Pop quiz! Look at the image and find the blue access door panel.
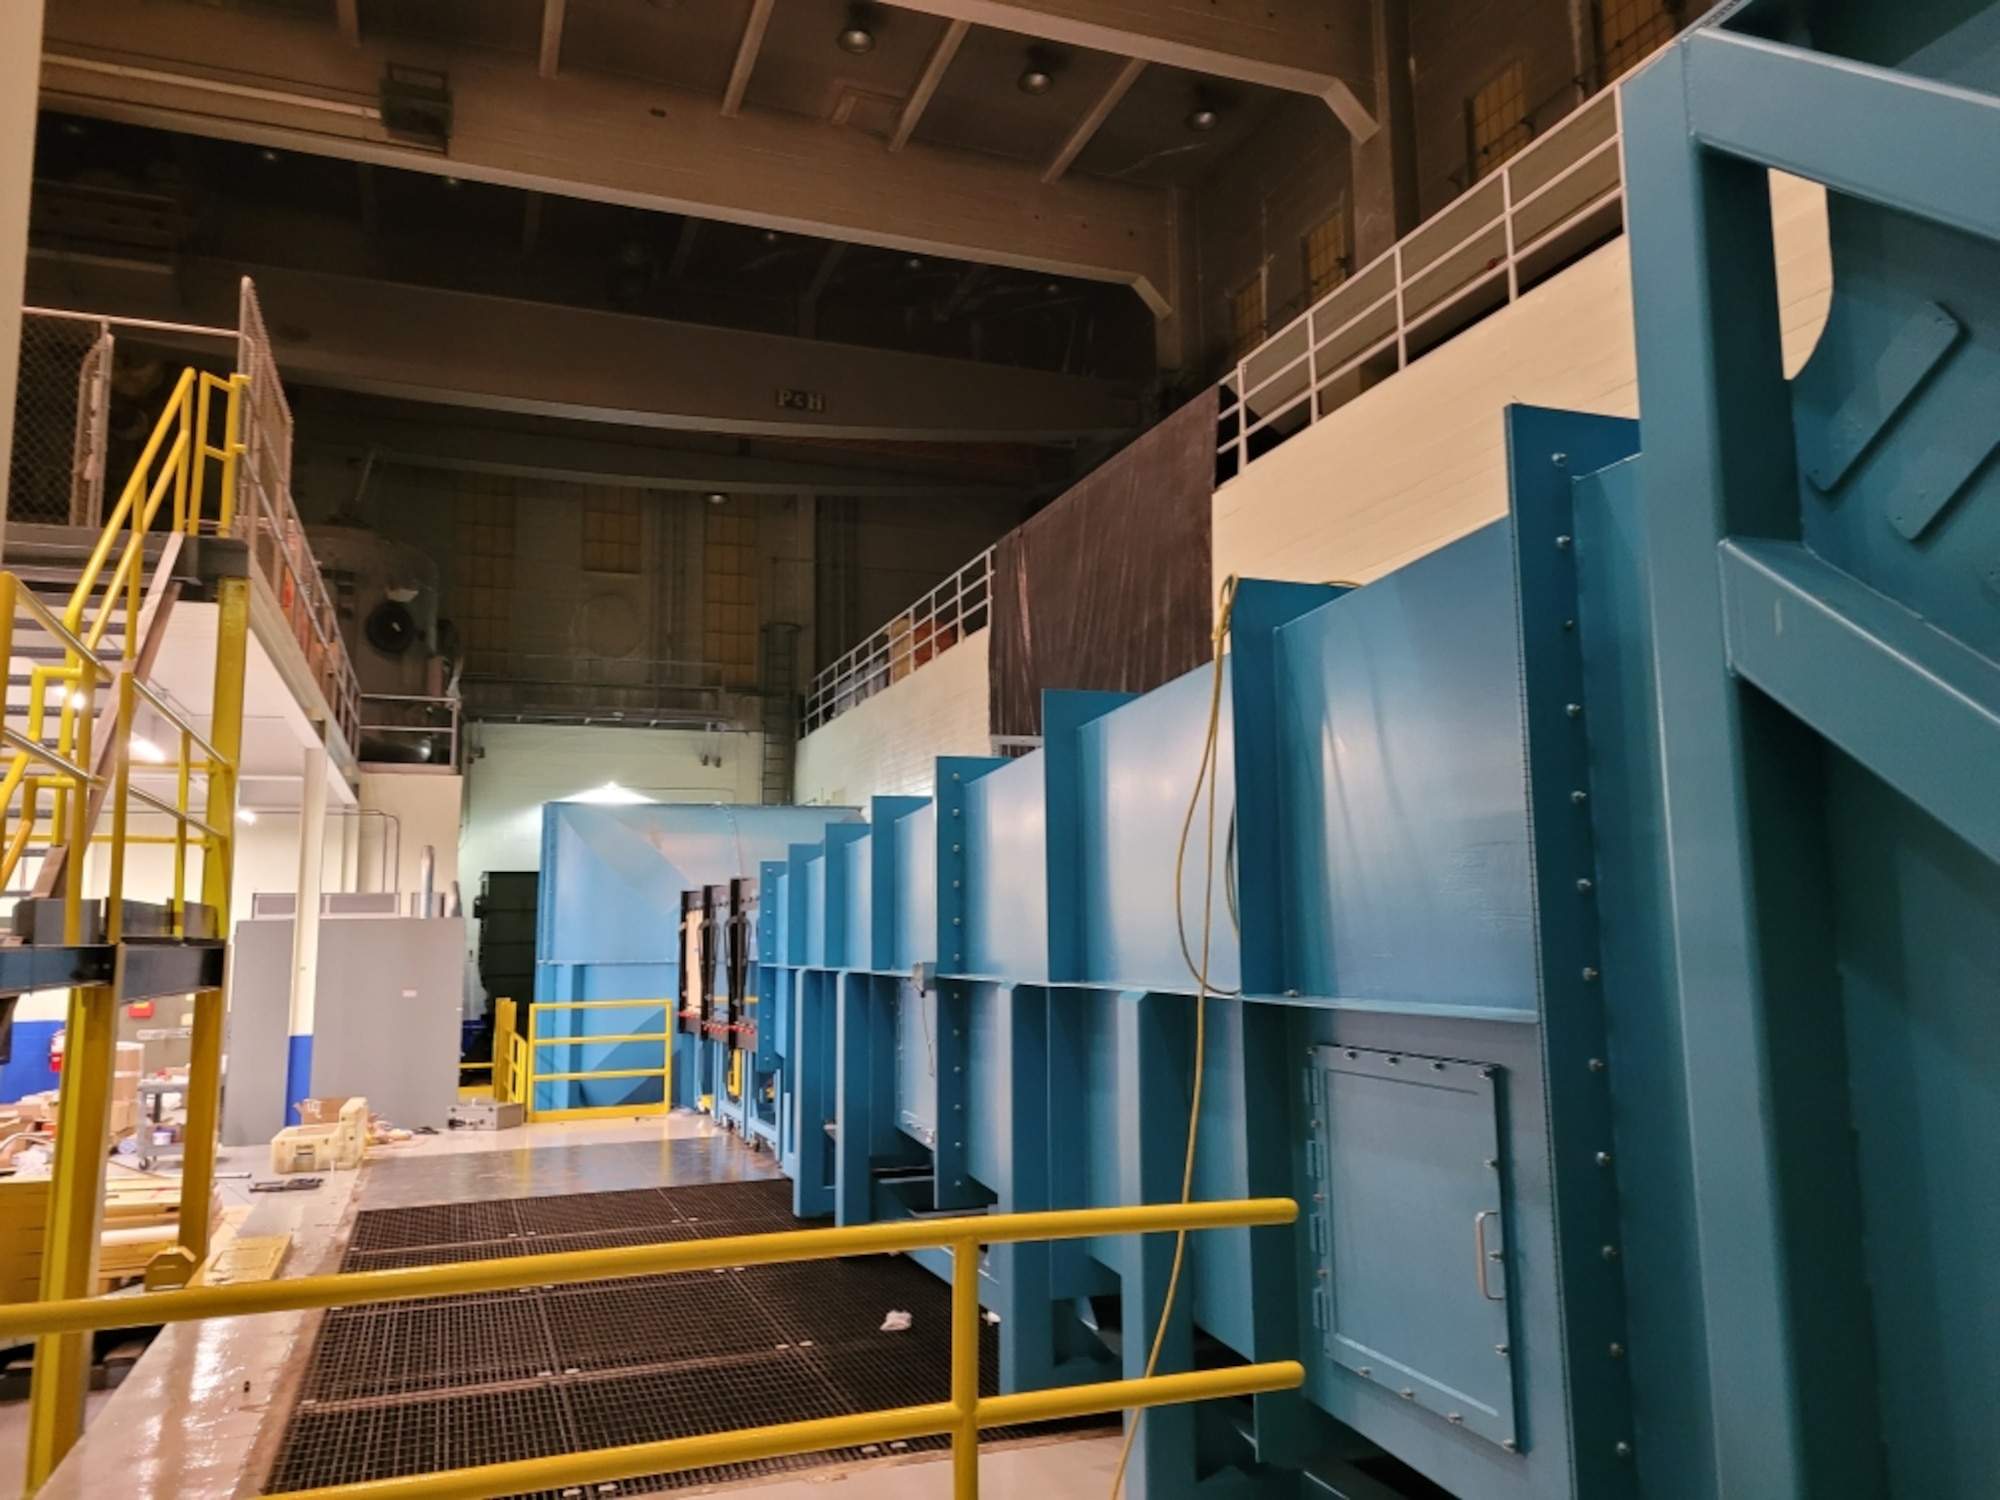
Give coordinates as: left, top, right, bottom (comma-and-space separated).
1309, 1045, 1516, 1449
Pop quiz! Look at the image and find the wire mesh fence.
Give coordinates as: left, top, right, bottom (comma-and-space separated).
7, 312, 110, 527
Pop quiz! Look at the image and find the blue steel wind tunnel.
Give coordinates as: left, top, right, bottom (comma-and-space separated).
541, 4, 2000, 1496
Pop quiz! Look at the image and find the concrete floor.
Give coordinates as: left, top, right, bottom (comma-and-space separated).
0, 1110, 1126, 1499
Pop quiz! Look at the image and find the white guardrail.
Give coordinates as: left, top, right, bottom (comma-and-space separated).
804, 547, 992, 733
1218, 89, 1624, 481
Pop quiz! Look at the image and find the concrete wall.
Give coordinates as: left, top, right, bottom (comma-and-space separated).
793, 629, 991, 805
1214, 173, 1832, 588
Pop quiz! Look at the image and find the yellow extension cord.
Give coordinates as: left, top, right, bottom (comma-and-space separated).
1110, 574, 1239, 1498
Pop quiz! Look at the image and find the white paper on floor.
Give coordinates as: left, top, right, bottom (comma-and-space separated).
879, 1310, 913, 1332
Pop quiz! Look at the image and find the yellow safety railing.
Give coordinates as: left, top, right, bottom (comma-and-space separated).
524, 997, 673, 1121
0, 366, 245, 899
9, 368, 254, 1493
0, 1198, 1301, 1500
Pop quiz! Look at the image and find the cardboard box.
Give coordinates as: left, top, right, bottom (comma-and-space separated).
295, 1095, 368, 1167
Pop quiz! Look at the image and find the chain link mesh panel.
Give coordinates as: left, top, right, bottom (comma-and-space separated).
8, 314, 110, 527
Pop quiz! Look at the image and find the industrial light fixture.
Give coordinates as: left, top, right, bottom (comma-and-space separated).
569, 780, 652, 805
705, 492, 729, 506
1186, 105, 1220, 132
905, 256, 925, 270
836, 20, 875, 53
67, 689, 89, 711
1018, 48, 1057, 95
237, 807, 258, 825
130, 735, 167, 765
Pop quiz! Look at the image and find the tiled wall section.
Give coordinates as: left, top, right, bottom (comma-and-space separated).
793, 629, 992, 806
1214, 172, 1833, 588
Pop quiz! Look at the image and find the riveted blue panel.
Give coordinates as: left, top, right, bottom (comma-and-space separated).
840, 830, 872, 970
1273, 523, 1537, 1017
871, 796, 929, 971
894, 803, 937, 972
962, 756, 1049, 980
1077, 665, 1241, 995
803, 853, 827, 968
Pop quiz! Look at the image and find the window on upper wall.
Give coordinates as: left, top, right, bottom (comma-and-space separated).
453, 479, 516, 671
1597, 0, 1680, 82
582, 489, 643, 574
1303, 212, 1349, 305
704, 506, 760, 689
1468, 60, 1531, 182
1229, 275, 1266, 358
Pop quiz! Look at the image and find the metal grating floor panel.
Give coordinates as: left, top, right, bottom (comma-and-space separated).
267, 1183, 1110, 1497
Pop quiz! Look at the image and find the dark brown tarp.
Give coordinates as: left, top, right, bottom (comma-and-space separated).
989, 388, 1218, 738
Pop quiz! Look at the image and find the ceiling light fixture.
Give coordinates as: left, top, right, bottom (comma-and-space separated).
1185, 106, 1220, 132
1018, 66, 1054, 95
237, 807, 258, 825
905, 256, 924, 271
837, 23, 874, 53
130, 735, 167, 765
67, 689, 90, 711
569, 780, 653, 805
705, 492, 729, 506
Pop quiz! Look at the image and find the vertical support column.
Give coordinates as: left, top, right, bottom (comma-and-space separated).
0, 0, 46, 559
1116, 990, 1196, 1500
1350, 0, 1418, 266
834, 971, 871, 1226
175, 566, 249, 1279
932, 977, 974, 1211
952, 1232, 984, 1500
1622, 47, 1885, 1500
992, 983, 1055, 1391
792, 970, 835, 1219
22, 980, 117, 1491
284, 741, 329, 1123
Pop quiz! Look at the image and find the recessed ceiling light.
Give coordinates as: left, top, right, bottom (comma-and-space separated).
762, 229, 781, 243
906, 256, 924, 271
1185, 107, 1220, 132
837, 24, 874, 53
443, 175, 462, 188
259, 147, 282, 164
1018, 67, 1053, 95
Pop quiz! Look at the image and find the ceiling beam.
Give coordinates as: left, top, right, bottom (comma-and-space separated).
721, 0, 776, 118
798, 242, 847, 338
26, 254, 1141, 442
333, 0, 358, 45
1042, 56, 1143, 184
884, 0, 1376, 137
889, 17, 969, 153
296, 410, 1053, 499
538, 0, 566, 79
41, 0, 1174, 312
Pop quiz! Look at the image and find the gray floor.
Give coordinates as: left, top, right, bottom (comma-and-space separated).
355, 1131, 783, 1210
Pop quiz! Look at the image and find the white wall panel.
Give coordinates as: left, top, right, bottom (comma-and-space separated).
1214, 173, 1832, 590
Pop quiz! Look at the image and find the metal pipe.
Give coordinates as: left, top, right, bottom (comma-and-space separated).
418, 842, 435, 918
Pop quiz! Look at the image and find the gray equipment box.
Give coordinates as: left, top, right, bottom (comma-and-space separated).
446, 1099, 524, 1130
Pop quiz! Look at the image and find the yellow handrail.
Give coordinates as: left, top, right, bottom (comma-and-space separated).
525, 997, 674, 1121
0, 1199, 1302, 1500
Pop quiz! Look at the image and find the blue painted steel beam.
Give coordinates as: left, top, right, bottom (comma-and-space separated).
1685, 27, 2000, 247
1720, 539, 2000, 863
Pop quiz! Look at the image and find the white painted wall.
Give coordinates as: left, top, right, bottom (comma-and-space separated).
460, 723, 763, 900
359, 770, 464, 905
1213, 173, 1834, 590
793, 629, 991, 805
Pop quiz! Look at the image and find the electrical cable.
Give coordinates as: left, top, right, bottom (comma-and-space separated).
1110, 574, 1238, 1499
